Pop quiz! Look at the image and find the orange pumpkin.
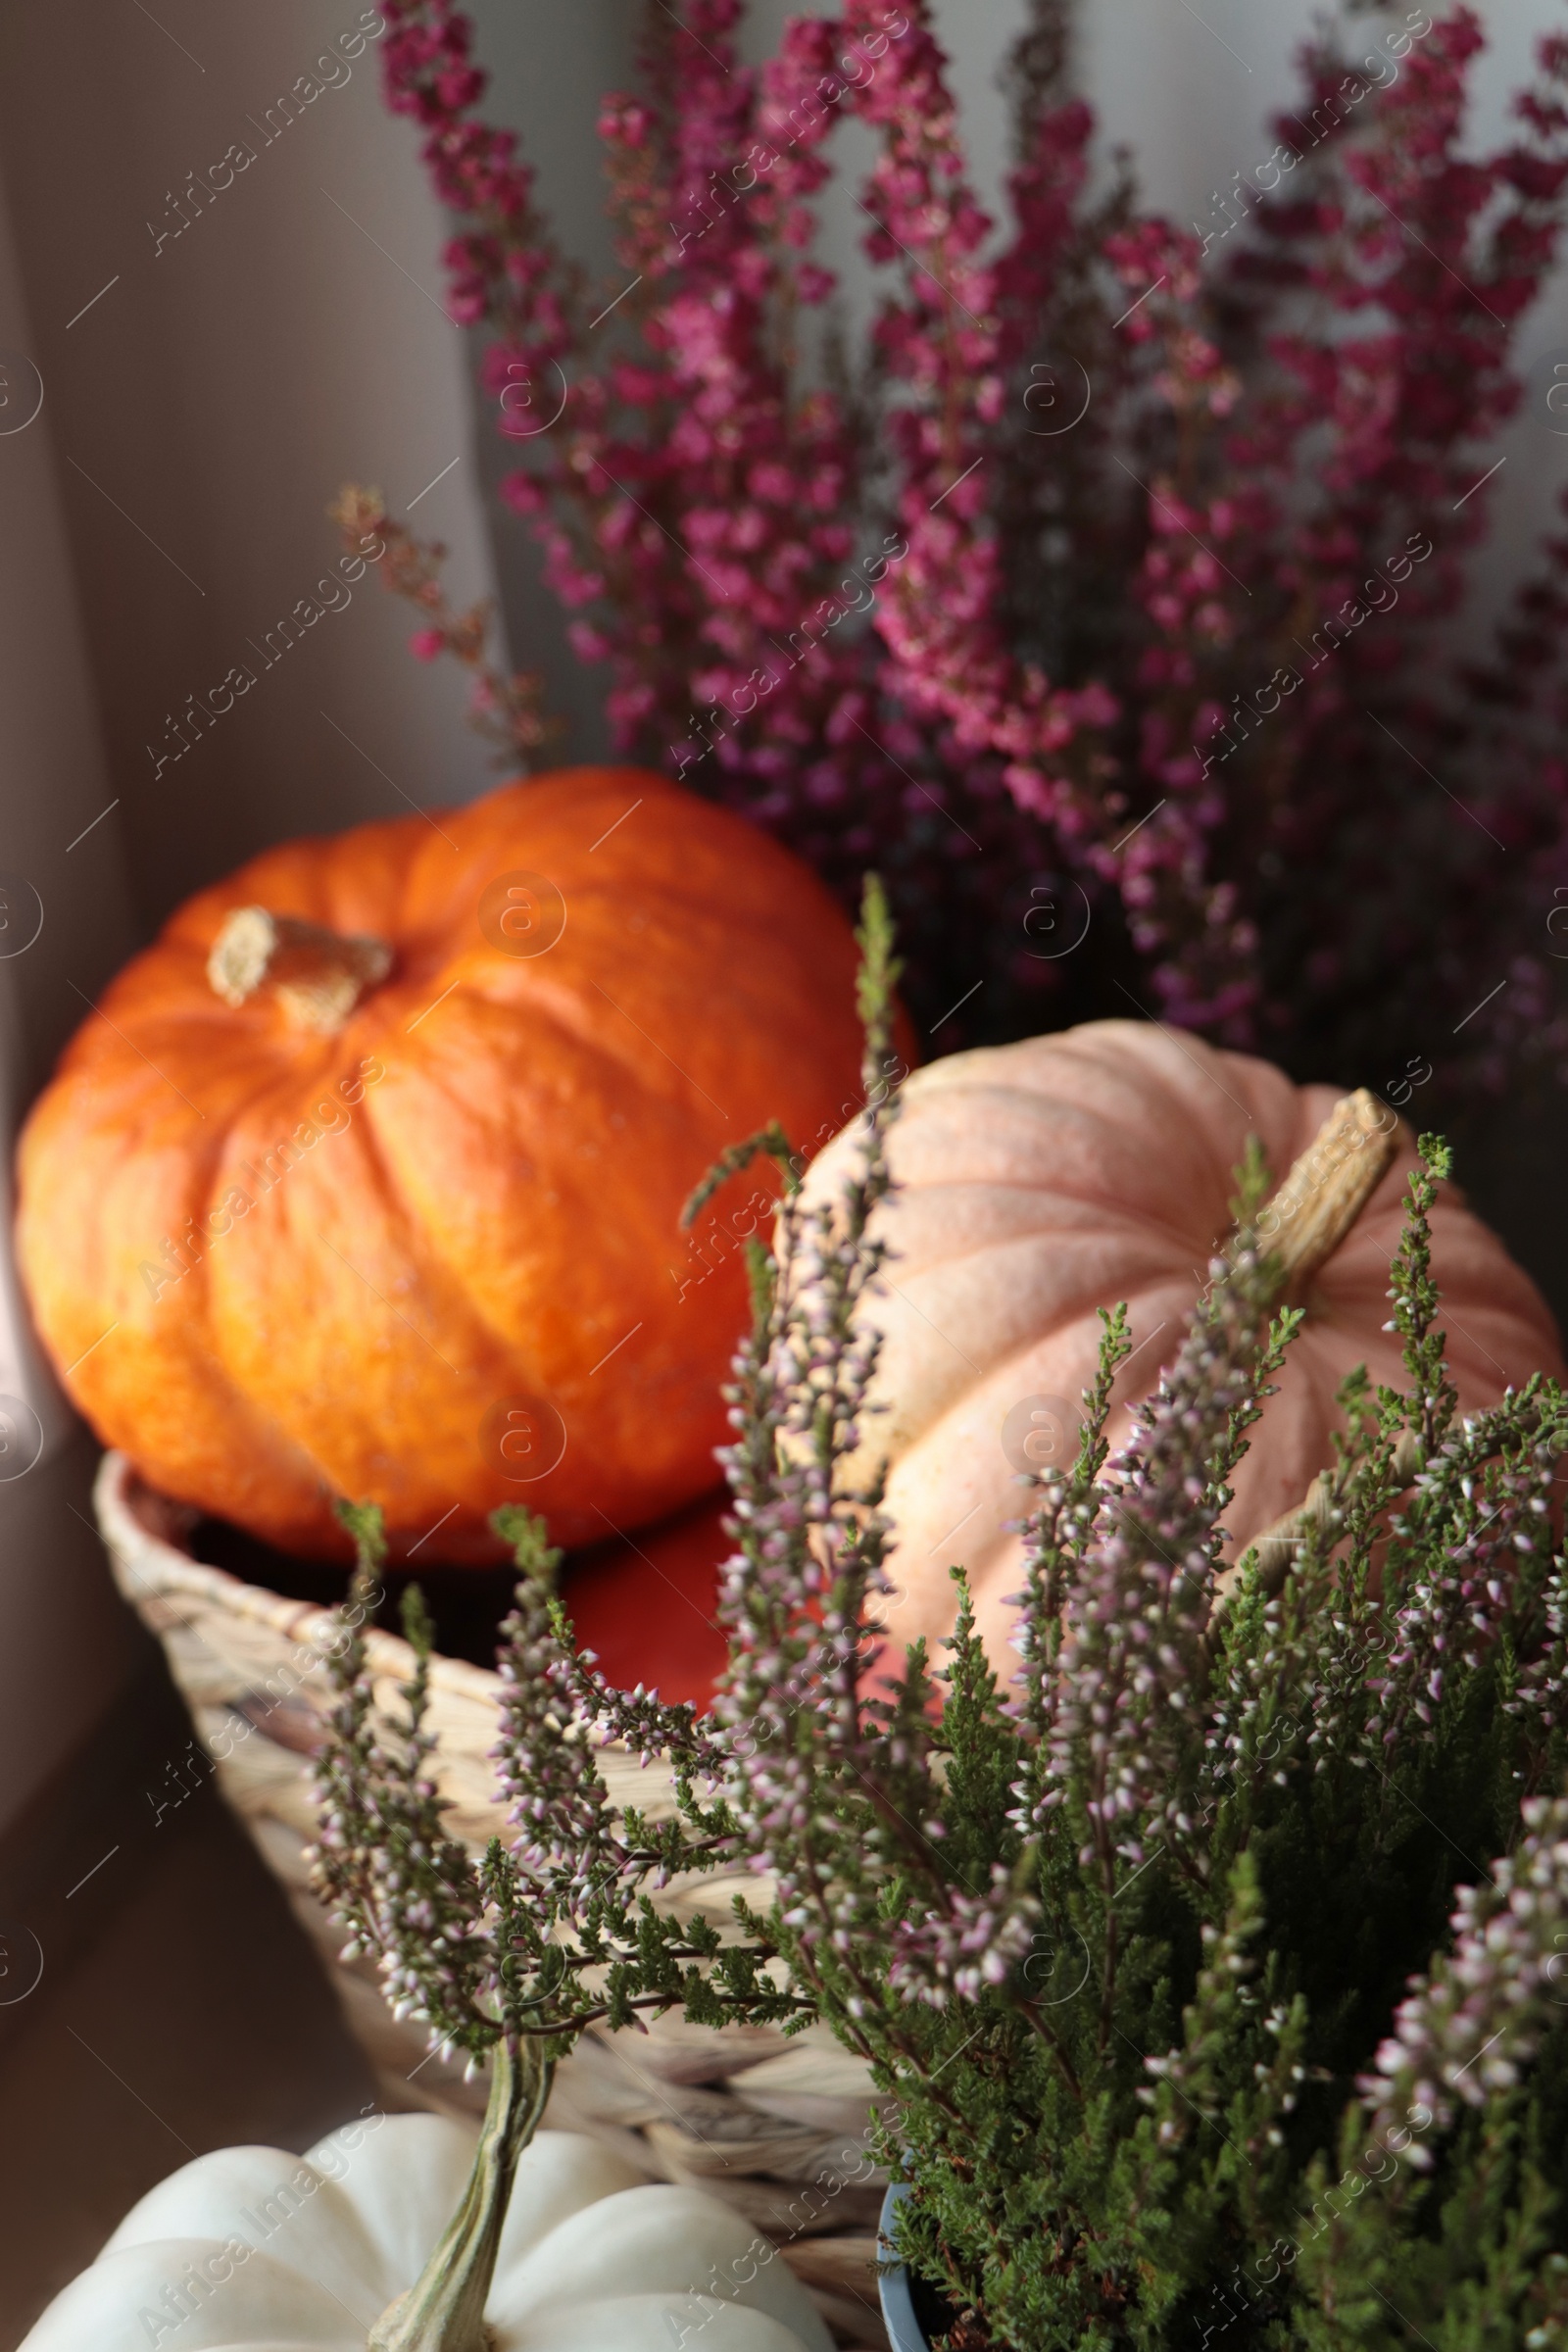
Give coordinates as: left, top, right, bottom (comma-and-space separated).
16, 768, 873, 1560
801, 1020, 1564, 1668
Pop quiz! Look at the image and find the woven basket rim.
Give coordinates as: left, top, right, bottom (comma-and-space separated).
94, 1448, 506, 1704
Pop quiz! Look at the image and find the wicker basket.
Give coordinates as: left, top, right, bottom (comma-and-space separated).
95, 1449, 891, 2349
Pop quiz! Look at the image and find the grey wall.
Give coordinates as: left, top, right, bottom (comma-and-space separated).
0, 0, 504, 1838
0, 0, 502, 938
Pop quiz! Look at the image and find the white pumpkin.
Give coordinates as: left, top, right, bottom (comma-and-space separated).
21, 2116, 833, 2352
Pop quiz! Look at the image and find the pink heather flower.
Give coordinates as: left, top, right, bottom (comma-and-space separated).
1365, 1421, 1558, 1747
1034, 1247, 1280, 1873
1360, 1793, 1568, 2162
888, 1865, 1039, 2008
493, 1575, 620, 1897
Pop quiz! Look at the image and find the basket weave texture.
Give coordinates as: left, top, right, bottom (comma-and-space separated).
95, 1450, 891, 2349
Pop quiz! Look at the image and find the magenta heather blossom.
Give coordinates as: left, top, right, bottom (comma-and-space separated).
368, 1, 1568, 1080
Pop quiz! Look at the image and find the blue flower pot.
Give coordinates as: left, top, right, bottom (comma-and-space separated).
878, 2183, 927, 2352
879, 2180, 957, 2352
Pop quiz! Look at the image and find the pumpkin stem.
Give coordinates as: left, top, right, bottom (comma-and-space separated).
368, 2034, 552, 2352
1256, 1087, 1399, 1307
207, 906, 393, 1035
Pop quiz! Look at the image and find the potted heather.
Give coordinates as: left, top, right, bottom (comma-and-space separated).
365, 0, 1568, 1097
295, 884, 1568, 2350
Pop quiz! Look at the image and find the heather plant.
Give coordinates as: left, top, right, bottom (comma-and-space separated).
366, 0, 1568, 1087
310, 881, 1568, 2350
327, 483, 556, 768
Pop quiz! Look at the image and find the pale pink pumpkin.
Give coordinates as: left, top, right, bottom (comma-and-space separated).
801, 1020, 1564, 1670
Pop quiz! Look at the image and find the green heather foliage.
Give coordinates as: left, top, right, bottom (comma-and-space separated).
312, 887, 1568, 2349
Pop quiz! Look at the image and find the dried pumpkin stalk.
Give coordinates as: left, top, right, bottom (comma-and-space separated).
1257, 1085, 1399, 1304
207, 906, 394, 1034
